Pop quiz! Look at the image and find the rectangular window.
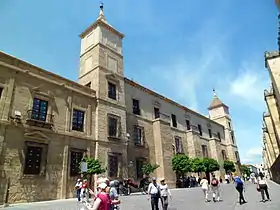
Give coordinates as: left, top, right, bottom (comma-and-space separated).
108, 82, 117, 100
235, 151, 240, 162
134, 126, 144, 146
154, 107, 160, 119
228, 122, 231, 129
70, 151, 83, 176
85, 82, 91, 88
222, 150, 227, 160
208, 129, 212, 138
171, 114, 177, 128
198, 124, 202, 136
186, 120, 191, 130
217, 132, 221, 140
136, 159, 144, 179
108, 153, 119, 178
231, 132, 235, 144
108, 116, 118, 137
0, 87, 3, 99
132, 99, 140, 115
31, 98, 48, 122
175, 136, 182, 154
24, 146, 42, 175
72, 109, 85, 132
202, 145, 208, 158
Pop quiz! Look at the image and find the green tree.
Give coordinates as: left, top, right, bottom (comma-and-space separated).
202, 158, 220, 181
142, 163, 160, 176
171, 154, 192, 176
191, 157, 206, 173
223, 160, 236, 173
80, 157, 106, 186
241, 164, 251, 177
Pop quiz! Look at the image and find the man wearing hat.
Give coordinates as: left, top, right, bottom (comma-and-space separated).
159, 178, 171, 210
147, 177, 160, 210
75, 178, 83, 202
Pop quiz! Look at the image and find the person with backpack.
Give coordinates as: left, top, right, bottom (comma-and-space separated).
200, 177, 209, 202
210, 175, 220, 202
147, 177, 160, 210
89, 182, 111, 210
233, 173, 247, 205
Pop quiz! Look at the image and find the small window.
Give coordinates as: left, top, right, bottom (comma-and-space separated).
134, 126, 144, 146
108, 116, 118, 137
186, 120, 191, 130
198, 124, 202, 136
217, 132, 221, 140
136, 159, 144, 179
108, 82, 117, 100
235, 151, 240, 162
202, 145, 208, 158
31, 98, 48, 122
0, 87, 3, 99
222, 150, 227, 160
70, 150, 84, 176
154, 107, 160, 119
132, 99, 140, 115
174, 136, 182, 154
108, 153, 119, 178
231, 132, 235, 144
72, 109, 85, 132
228, 122, 231, 129
24, 146, 43, 175
171, 114, 177, 128
85, 82, 91, 88
208, 129, 212, 138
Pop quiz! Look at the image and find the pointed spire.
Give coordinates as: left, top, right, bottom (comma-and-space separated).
208, 88, 228, 110
97, 2, 106, 21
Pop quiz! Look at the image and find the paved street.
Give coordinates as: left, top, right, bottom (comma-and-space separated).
3, 181, 280, 210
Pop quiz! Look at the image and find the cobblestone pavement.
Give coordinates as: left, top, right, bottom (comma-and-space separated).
3, 181, 280, 210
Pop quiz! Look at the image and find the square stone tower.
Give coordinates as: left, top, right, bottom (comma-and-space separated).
78, 4, 128, 179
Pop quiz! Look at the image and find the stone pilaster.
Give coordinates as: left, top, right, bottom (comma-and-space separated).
59, 138, 69, 199
2, 77, 15, 121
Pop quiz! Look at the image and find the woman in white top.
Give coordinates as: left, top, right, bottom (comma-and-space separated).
257, 172, 271, 202
200, 177, 209, 202
159, 178, 172, 210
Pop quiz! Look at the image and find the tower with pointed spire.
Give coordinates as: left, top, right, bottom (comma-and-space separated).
77, 3, 128, 179
208, 89, 240, 171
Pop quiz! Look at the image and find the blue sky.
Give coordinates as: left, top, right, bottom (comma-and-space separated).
0, 0, 278, 164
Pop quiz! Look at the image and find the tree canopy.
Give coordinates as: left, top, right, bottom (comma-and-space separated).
191, 157, 206, 172
223, 160, 236, 173
171, 154, 192, 175
80, 157, 106, 175
142, 163, 160, 176
201, 158, 220, 173
241, 164, 251, 176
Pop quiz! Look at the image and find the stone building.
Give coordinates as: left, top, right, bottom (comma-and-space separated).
261, 0, 280, 184
0, 5, 240, 204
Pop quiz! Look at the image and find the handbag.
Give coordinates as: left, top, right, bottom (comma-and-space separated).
256, 184, 260, 192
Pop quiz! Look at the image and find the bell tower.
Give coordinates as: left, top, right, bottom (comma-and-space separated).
208, 89, 240, 168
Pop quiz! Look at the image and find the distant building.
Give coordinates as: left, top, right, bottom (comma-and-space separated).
0, 5, 241, 204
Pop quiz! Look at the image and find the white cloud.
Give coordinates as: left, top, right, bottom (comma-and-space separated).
241, 147, 263, 164
229, 62, 269, 111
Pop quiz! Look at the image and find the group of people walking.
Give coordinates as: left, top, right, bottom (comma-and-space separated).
199, 172, 271, 205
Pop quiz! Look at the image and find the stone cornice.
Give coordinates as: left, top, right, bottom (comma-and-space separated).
80, 19, 124, 39
264, 89, 274, 99
264, 51, 280, 68
0, 51, 96, 99
124, 78, 224, 128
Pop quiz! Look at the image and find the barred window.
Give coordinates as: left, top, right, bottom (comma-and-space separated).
70, 151, 83, 176
108, 153, 119, 178
24, 146, 42, 175
31, 98, 48, 122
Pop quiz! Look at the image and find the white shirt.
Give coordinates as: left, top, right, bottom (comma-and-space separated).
159, 184, 171, 197
75, 181, 82, 189
258, 177, 268, 186
200, 179, 209, 189
148, 182, 159, 194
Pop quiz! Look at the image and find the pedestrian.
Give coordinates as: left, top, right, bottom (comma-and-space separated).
257, 172, 271, 202
233, 173, 247, 205
81, 179, 90, 203
210, 174, 220, 202
109, 181, 120, 210
147, 177, 160, 210
200, 177, 209, 202
159, 178, 172, 210
75, 178, 83, 202
225, 174, 229, 184
88, 182, 111, 210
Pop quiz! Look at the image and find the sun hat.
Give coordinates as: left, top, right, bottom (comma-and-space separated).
160, 178, 165, 181
152, 177, 157, 181
98, 182, 108, 189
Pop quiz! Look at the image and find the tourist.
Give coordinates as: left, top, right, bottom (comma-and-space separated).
257, 172, 271, 202
233, 173, 247, 205
200, 177, 209, 202
210, 174, 220, 202
75, 179, 83, 202
109, 181, 120, 210
147, 177, 160, 210
89, 182, 111, 210
159, 178, 172, 210
81, 179, 90, 203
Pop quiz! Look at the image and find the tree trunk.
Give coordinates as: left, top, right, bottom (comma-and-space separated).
206, 172, 210, 183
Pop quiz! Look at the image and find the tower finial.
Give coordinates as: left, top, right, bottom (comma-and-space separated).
98, 2, 106, 21
213, 88, 217, 97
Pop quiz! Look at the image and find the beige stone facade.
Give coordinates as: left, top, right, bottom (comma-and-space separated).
0, 7, 240, 204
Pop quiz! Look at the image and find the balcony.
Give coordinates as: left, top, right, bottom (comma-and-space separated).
26, 110, 54, 129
